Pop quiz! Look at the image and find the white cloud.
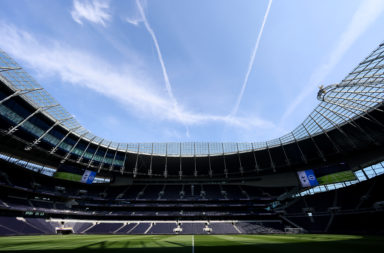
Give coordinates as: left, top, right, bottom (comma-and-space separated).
125, 17, 142, 26
71, 0, 111, 27
0, 21, 276, 132
230, 0, 273, 116
280, 0, 384, 125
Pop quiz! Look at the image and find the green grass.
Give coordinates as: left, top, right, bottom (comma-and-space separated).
0, 234, 383, 253
317, 170, 356, 185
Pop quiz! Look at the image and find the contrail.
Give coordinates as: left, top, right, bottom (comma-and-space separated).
136, 0, 179, 110
136, 0, 190, 136
280, 0, 384, 125
230, 0, 272, 116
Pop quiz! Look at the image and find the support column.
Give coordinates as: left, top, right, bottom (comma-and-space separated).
49, 126, 82, 154
87, 139, 104, 167
236, 143, 243, 175
179, 144, 182, 179
133, 144, 140, 178
319, 104, 378, 145
120, 145, 130, 174
7, 104, 59, 135
60, 131, 90, 163
0, 66, 21, 72
149, 143, 153, 176
314, 108, 356, 149
0, 88, 43, 105
325, 100, 384, 127
291, 132, 307, 164
109, 143, 120, 171
265, 142, 276, 172
279, 138, 290, 166
208, 143, 212, 178
250, 143, 260, 174
98, 141, 112, 172
164, 144, 168, 178
76, 136, 97, 163
222, 143, 228, 178
301, 123, 326, 161
308, 114, 341, 153
25, 117, 73, 150
193, 143, 197, 177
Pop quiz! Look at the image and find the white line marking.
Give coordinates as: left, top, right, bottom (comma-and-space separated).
192, 235, 195, 253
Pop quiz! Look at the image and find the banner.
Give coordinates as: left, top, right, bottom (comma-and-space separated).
81, 170, 96, 184
54, 165, 97, 184
297, 169, 319, 187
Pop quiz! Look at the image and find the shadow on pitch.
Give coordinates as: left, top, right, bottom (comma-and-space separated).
1, 236, 384, 253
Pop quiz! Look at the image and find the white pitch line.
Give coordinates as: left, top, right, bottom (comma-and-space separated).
192, 235, 195, 253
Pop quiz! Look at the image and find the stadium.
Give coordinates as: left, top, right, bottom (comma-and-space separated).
1, 1, 384, 253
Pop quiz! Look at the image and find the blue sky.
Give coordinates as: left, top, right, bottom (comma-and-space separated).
0, 0, 384, 143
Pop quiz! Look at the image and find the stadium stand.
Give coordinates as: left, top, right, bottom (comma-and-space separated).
1, 41, 384, 236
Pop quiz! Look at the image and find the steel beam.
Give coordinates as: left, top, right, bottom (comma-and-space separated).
313, 108, 357, 149
25, 117, 73, 150
76, 136, 97, 163
250, 143, 260, 173
7, 104, 59, 134
109, 143, 120, 171
308, 114, 341, 153
98, 141, 112, 172
290, 132, 307, 164
0, 88, 43, 105
301, 123, 326, 161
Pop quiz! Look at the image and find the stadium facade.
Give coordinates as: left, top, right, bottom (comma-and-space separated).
0, 41, 384, 235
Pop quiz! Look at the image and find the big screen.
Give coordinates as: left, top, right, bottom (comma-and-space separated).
297, 163, 356, 188
54, 165, 96, 184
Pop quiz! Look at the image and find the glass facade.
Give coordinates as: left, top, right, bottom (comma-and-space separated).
0, 41, 383, 166
296, 161, 384, 197
0, 153, 110, 183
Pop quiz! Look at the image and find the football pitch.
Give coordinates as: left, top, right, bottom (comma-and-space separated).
0, 234, 383, 253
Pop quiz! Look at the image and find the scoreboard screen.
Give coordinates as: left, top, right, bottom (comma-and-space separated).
54, 165, 96, 184
297, 163, 356, 188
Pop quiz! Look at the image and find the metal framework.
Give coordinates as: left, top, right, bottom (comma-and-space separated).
1, 41, 384, 171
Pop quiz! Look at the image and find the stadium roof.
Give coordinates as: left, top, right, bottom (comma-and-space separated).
1, 41, 384, 157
